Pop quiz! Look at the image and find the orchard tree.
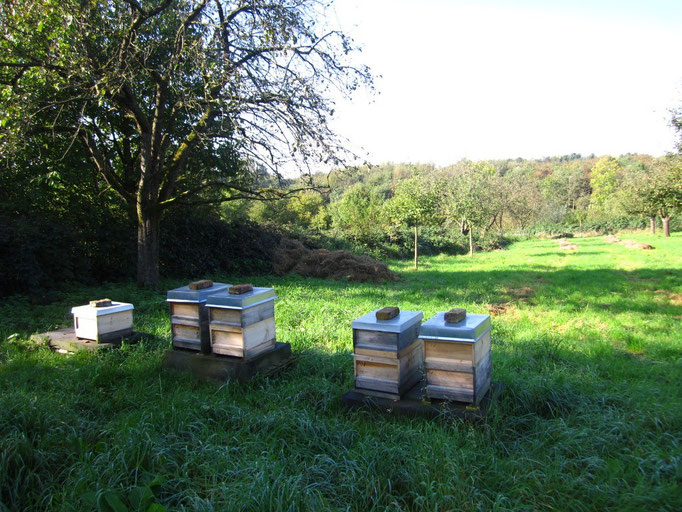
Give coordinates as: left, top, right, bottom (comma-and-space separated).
384, 175, 441, 269
589, 156, 622, 216
442, 162, 499, 256
503, 164, 543, 230
330, 183, 385, 246
651, 156, 682, 237
618, 162, 659, 234
0, 0, 371, 287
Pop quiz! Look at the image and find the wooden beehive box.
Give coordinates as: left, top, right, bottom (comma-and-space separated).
419, 312, 491, 404
71, 301, 134, 342
166, 282, 230, 353
206, 286, 276, 359
351, 309, 424, 398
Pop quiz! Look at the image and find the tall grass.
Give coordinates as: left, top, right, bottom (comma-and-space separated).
1, 233, 681, 511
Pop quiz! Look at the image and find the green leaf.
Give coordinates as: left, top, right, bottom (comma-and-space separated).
128, 486, 153, 511
98, 491, 129, 512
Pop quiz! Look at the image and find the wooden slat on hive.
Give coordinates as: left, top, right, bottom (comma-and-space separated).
209, 301, 275, 328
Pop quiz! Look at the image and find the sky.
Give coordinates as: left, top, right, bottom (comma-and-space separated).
326, 0, 682, 166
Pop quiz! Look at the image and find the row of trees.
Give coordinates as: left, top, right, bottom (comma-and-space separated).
240, 153, 681, 268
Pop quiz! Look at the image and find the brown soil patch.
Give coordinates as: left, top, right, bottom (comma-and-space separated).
273, 239, 398, 283
508, 287, 535, 299
603, 235, 621, 243
486, 302, 512, 316
652, 290, 682, 306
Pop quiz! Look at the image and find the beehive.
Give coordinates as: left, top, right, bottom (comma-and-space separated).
351, 309, 424, 398
419, 312, 491, 404
206, 286, 276, 359
71, 301, 134, 342
166, 281, 230, 353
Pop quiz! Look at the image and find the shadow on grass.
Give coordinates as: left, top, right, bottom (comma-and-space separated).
2, 318, 681, 510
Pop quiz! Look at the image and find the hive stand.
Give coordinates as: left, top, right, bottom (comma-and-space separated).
341, 379, 503, 421
162, 342, 293, 382
33, 327, 145, 353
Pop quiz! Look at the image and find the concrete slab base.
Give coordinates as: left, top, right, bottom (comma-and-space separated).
32, 327, 144, 353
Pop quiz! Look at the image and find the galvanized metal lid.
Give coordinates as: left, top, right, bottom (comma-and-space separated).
166, 282, 230, 303
419, 312, 491, 342
71, 301, 134, 317
351, 309, 423, 333
205, 287, 276, 309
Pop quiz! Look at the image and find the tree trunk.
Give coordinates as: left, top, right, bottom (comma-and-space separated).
413, 225, 419, 270
650, 216, 656, 234
469, 227, 474, 256
137, 203, 160, 288
662, 217, 670, 237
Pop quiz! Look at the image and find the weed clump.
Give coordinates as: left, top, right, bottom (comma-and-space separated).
273, 239, 398, 283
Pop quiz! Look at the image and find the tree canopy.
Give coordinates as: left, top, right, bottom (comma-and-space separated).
0, 0, 371, 287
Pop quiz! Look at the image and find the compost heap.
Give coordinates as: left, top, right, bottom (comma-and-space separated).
274, 239, 398, 283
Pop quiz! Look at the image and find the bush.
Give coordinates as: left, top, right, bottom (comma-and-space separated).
0, 207, 284, 296
160, 209, 281, 277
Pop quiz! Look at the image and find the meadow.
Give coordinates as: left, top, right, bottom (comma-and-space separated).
1, 233, 681, 511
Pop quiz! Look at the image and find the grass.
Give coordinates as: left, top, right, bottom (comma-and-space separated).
1, 232, 681, 511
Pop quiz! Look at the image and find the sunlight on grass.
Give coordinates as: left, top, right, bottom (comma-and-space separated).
1, 234, 681, 510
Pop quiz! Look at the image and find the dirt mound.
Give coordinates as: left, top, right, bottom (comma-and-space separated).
486, 302, 511, 316
604, 235, 621, 244
620, 240, 654, 250
273, 239, 399, 283
508, 287, 535, 299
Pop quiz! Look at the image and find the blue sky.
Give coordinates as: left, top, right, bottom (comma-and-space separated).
328, 0, 682, 165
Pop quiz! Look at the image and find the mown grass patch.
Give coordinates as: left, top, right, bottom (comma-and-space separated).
1, 234, 681, 511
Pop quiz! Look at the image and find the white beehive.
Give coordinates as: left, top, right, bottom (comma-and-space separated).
71, 301, 134, 342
